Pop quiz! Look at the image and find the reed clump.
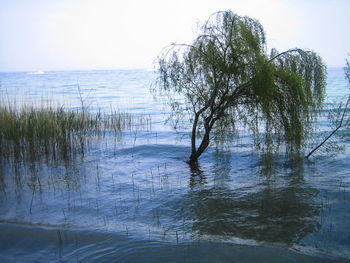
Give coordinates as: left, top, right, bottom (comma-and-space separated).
0, 104, 151, 164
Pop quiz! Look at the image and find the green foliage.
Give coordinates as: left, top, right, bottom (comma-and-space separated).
155, 10, 327, 163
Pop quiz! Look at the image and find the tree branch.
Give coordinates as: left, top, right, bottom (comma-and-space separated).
305, 94, 350, 159
268, 49, 305, 62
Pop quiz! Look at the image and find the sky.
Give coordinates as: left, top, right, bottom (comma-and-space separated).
0, 0, 349, 72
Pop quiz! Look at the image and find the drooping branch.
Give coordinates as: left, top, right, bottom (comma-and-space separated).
305, 94, 350, 159
268, 49, 305, 62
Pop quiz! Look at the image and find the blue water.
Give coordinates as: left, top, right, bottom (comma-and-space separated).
0, 68, 349, 262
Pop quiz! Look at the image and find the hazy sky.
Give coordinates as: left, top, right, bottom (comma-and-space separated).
0, 0, 349, 72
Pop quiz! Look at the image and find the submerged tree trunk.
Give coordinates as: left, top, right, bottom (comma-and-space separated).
188, 109, 221, 165
191, 113, 200, 156
189, 126, 211, 165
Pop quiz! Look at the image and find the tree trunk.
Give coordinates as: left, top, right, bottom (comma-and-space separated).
189, 128, 211, 165
191, 113, 200, 155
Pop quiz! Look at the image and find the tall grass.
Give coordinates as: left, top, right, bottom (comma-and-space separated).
0, 104, 151, 164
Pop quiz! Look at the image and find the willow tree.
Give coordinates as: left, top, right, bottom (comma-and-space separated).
155, 11, 326, 165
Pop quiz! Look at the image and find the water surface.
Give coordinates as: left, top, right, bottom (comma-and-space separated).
0, 69, 349, 262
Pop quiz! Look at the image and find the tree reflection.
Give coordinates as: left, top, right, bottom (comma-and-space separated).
185, 155, 320, 245
189, 162, 206, 188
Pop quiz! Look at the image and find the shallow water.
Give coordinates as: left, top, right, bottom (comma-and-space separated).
0, 68, 349, 262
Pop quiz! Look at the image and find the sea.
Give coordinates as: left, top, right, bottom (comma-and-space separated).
0, 68, 349, 262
